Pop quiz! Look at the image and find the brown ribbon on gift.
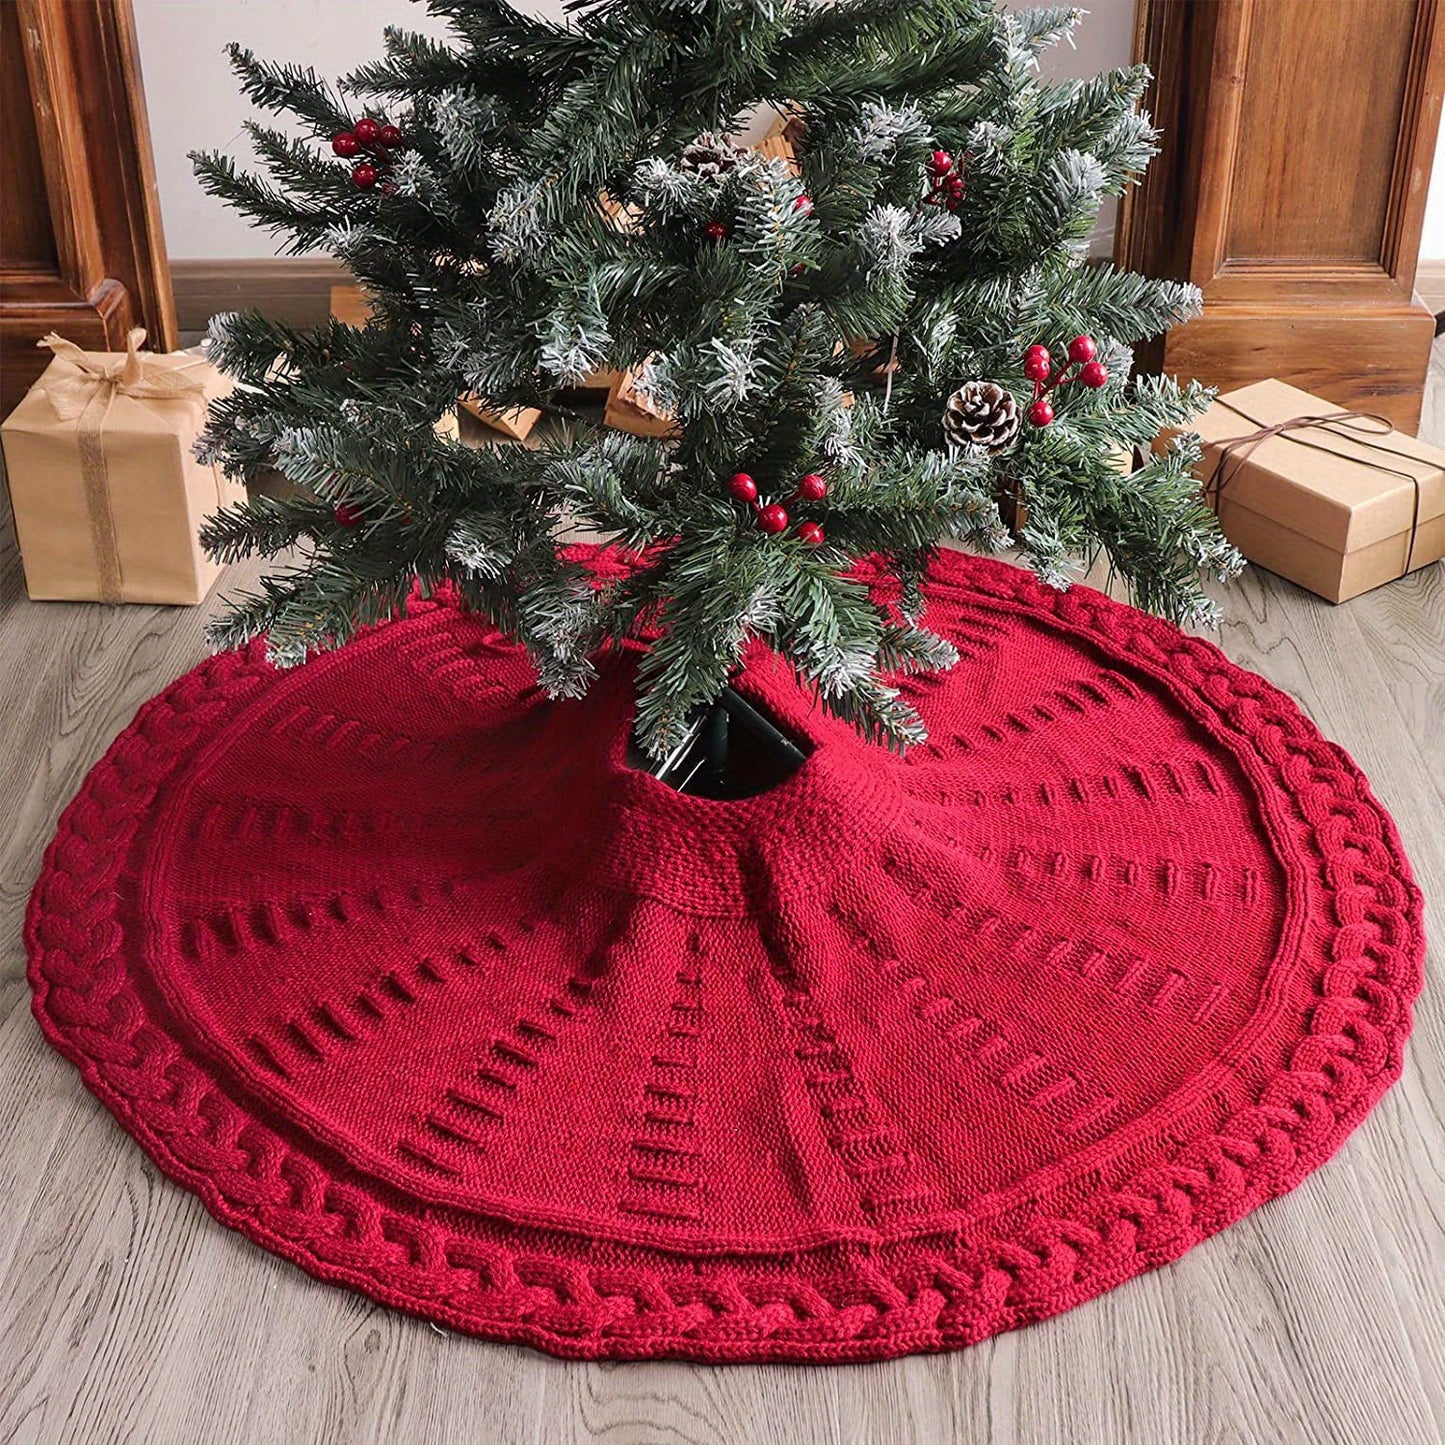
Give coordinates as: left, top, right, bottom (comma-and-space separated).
36, 329, 210, 603
1203, 398, 1429, 579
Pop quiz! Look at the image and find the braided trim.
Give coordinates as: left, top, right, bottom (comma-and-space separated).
26, 551, 1423, 1363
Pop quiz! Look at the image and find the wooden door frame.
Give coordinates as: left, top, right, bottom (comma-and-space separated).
1, 0, 175, 411
1116, 0, 1445, 431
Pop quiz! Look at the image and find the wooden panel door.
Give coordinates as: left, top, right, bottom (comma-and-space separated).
1118, 0, 1445, 433
0, 0, 176, 414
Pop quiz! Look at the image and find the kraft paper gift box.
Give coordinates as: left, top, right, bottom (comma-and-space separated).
1162, 378, 1444, 604
1, 329, 242, 604
602, 367, 680, 439
458, 392, 544, 442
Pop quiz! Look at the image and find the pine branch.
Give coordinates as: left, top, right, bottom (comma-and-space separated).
190, 151, 339, 252
192, 0, 1228, 757
201, 494, 326, 563
226, 44, 352, 133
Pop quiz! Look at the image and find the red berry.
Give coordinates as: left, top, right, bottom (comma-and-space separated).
1079, 360, 1109, 389
795, 472, 827, 501
334, 502, 362, 527
793, 194, 813, 215
353, 116, 381, 145
1067, 334, 1097, 364
946, 174, 964, 196
1023, 344, 1051, 382
378, 123, 404, 149
704, 220, 727, 241
797, 521, 825, 546
331, 131, 358, 158
1027, 398, 1055, 427
728, 471, 758, 503
929, 149, 953, 174
352, 163, 378, 189
758, 503, 789, 534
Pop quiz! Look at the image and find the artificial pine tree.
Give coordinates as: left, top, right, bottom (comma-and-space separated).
33, 5, 1429, 1362
193, 0, 1241, 764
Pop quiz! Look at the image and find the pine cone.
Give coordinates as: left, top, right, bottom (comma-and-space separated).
680, 133, 749, 178
942, 382, 1021, 452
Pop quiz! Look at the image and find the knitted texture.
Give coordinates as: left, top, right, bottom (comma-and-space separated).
27, 548, 1424, 1363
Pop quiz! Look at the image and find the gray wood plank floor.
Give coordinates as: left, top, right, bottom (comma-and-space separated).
0, 462, 1440, 1444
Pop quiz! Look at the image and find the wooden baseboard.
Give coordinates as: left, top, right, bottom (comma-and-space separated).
1417, 259, 1445, 317
1162, 303, 1436, 434
170, 257, 348, 333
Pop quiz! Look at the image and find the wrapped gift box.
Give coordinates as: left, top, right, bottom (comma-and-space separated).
1164, 378, 1444, 603
1, 330, 242, 604
603, 368, 679, 439
458, 393, 543, 441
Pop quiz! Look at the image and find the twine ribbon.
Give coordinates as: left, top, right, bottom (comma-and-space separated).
1204, 398, 1430, 579
37, 329, 210, 603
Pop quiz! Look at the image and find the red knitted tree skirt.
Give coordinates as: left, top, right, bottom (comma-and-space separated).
28, 549, 1423, 1363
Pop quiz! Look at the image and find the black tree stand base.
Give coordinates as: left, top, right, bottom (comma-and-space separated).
645, 685, 812, 798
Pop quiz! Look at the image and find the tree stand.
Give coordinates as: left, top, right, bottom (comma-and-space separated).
648, 686, 811, 799
25, 548, 1423, 1364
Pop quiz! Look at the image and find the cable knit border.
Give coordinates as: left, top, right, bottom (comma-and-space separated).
25, 551, 1424, 1363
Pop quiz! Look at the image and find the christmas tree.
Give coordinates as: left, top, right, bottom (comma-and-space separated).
192, 0, 1240, 762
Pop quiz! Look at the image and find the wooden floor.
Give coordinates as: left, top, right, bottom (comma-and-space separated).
0, 470, 1441, 1443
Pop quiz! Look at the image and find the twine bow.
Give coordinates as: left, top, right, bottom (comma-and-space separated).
36, 329, 211, 603
37, 328, 208, 420
1204, 400, 1429, 581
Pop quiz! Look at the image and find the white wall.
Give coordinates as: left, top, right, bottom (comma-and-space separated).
1006, 0, 1138, 257
1421, 125, 1445, 261
133, 0, 1137, 260
134, 0, 503, 258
